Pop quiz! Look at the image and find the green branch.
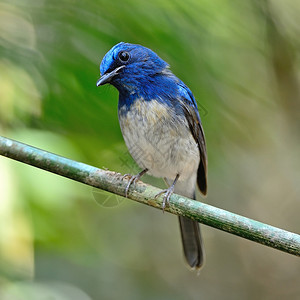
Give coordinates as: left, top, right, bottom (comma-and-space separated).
0, 135, 299, 256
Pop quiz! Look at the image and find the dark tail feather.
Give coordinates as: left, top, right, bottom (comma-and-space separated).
165, 178, 205, 269
178, 215, 204, 269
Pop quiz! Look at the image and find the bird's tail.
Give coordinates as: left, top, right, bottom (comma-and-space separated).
178, 215, 204, 269
168, 178, 205, 270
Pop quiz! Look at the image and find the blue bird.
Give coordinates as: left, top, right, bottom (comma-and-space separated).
97, 42, 207, 269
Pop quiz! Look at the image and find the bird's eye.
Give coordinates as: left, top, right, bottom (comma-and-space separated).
118, 51, 130, 62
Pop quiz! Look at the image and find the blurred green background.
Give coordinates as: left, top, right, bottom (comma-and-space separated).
0, 0, 299, 299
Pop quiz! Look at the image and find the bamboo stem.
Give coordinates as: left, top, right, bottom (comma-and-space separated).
0, 135, 299, 256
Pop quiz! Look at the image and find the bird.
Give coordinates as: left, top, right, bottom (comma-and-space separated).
96, 42, 207, 270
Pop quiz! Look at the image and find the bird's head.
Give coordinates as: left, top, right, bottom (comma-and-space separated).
96, 42, 169, 92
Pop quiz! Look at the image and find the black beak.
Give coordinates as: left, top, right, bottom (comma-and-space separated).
96, 65, 125, 87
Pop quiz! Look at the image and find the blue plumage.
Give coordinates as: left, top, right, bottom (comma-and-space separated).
97, 42, 207, 270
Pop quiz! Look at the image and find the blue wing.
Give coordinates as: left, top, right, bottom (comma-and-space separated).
177, 82, 207, 195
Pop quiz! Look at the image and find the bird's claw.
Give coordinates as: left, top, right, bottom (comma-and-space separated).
124, 174, 140, 197
155, 186, 175, 212
121, 169, 148, 198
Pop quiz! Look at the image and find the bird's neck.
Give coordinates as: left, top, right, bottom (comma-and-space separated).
117, 87, 153, 113
117, 72, 179, 111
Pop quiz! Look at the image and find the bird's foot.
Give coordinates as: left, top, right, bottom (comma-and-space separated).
154, 185, 175, 212
122, 168, 148, 197
155, 174, 180, 212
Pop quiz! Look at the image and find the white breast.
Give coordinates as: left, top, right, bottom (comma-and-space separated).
118, 99, 200, 182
